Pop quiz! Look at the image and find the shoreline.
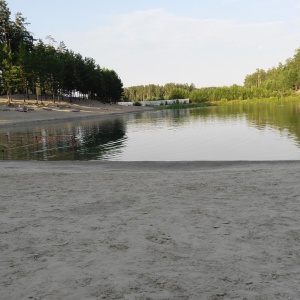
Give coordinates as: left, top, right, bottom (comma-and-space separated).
2, 159, 300, 169
0, 96, 153, 128
1, 160, 300, 299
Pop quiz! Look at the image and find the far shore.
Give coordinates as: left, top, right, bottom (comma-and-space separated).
0, 95, 153, 128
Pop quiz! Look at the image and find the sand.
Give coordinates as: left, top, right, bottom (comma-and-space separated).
1, 160, 300, 299
0, 96, 151, 128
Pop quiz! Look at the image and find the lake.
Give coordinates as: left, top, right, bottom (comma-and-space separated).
1, 101, 300, 161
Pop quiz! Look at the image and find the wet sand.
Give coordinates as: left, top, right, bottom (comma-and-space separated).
1, 161, 300, 299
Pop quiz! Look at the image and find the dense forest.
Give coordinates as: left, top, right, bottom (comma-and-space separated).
124, 49, 300, 103
0, 0, 123, 104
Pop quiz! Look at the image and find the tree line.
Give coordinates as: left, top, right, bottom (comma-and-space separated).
125, 49, 300, 103
124, 82, 284, 104
123, 83, 195, 102
244, 48, 300, 96
0, 0, 123, 104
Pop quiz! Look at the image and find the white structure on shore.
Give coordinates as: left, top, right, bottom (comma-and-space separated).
118, 99, 190, 106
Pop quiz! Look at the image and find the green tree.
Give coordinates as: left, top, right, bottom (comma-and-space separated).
168, 88, 189, 100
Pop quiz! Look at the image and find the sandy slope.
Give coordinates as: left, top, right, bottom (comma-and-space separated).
1, 161, 300, 299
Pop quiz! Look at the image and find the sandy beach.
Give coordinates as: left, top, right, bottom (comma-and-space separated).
1, 160, 300, 299
1, 96, 300, 299
0, 96, 151, 128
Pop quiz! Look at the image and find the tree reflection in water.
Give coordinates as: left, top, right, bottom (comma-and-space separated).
0, 118, 127, 160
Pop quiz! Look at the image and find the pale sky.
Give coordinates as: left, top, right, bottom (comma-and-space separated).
6, 0, 300, 87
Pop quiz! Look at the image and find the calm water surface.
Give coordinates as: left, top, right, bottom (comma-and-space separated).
1, 101, 300, 160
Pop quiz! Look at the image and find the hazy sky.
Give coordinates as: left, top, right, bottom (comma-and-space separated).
6, 0, 300, 87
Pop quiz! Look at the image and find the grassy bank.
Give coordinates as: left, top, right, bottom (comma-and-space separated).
158, 94, 300, 110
